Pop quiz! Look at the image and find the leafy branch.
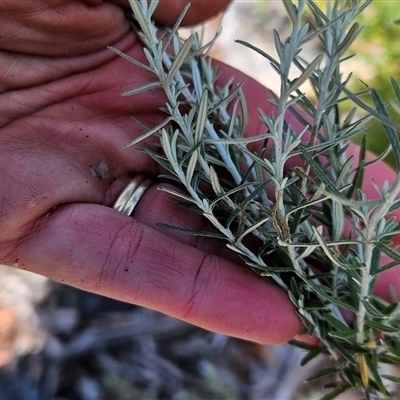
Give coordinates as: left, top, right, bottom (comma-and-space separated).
112, 0, 400, 398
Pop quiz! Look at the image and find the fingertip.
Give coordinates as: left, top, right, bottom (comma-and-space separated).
178, 258, 303, 345
153, 0, 231, 27
20, 203, 301, 345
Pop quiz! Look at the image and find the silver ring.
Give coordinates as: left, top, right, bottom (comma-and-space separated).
112, 175, 152, 216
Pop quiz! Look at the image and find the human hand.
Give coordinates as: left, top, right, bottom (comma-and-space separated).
0, 0, 303, 345
1, 0, 399, 347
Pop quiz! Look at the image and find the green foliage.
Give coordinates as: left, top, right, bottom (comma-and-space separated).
351, 2, 400, 166
354, 2, 400, 88
114, 0, 400, 398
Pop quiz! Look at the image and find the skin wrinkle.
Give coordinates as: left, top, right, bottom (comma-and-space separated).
1, 84, 88, 128
0, 159, 41, 231
188, 220, 235, 261
0, 2, 130, 56
119, 224, 187, 304
1, 132, 106, 236
18, 108, 148, 197
0, 35, 135, 95
25, 115, 108, 167
51, 208, 104, 285
132, 186, 243, 265
0, 54, 14, 88
180, 252, 209, 321
97, 219, 140, 292
0, 94, 32, 127
0, 48, 111, 92
4, 214, 49, 267
47, 55, 157, 120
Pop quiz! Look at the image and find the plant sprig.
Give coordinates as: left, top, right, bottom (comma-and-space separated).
112, 0, 400, 398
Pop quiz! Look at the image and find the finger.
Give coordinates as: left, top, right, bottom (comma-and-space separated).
0, 1, 130, 56
108, 0, 231, 27
126, 184, 242, 265
1, 35, 164, 126
0, 0, 230, 57
0, 39, 127, 93
9, 203, 302, 345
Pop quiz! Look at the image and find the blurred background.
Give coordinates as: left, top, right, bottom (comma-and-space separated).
1, 1, 400, 399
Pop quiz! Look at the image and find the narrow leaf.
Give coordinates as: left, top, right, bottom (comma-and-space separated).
373, 242, 400, 271
371, 88, 400, 172
195, 90, 208, 144
122, 81, 161, 97
162, 3, 190, 51
306, 367, 340, 382
312, 226, 348, 269
364, 355, 391, 395
259, 265, 295, 274
324, 314, 353, 334
336, 22, 361, 55
108, 46, 153, 72
336, 80, 400, 139
128, 0, 152, 39
235, 39, 280, 70
145, 148, 176, 175
363, 299, 388, 318
288, 54, 323, 94
166, 34, 194, 85
369, 247, 380, 282
391, 77, 400, 104
300, 346, 327, 366
146, 0, 158, 18
299, 145, 343, 198
282, 0, 298, 24
237, 216, 270, 244
156, 223, 226, 239
209, 166, 224, 196
379, 354, 400, 365
210, 182, 253, 210
382, 374, 400, 385
125, 117, 173, 147
319, 384, 352, 400
331, 200, 344, 242
157, 186, 196, 203
225, 243, 247, 256
288, 340, 320, 352
329, 340, 356, 365
359, 354, 369, 386
161, 128, 175, 165
206, 133, 271, 145
348, 134, 367, 198
328, 330, 358, 340
186, 151, 198, 185
364, 319, 398, 333
307, 279, 357, 312
382, 301, 399, 316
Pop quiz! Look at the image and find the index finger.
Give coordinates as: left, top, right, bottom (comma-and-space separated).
10, 201, 302, 345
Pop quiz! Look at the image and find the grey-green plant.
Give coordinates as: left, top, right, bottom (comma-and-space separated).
110, 0, 400, 398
